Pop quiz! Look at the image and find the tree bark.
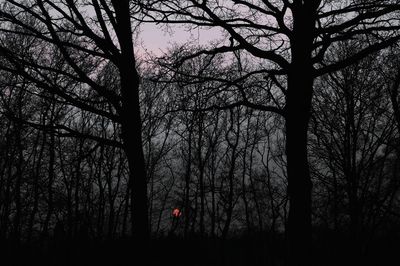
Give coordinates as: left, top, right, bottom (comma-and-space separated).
111, 0, 150, 246
285, 3, 315, 265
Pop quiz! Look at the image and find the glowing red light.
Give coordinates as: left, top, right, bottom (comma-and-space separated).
172, 208, 182, 217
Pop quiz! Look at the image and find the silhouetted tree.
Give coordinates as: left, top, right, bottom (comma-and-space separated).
310, 45, 399, 262
140, 1, 400, 264
0, 0, 149, 250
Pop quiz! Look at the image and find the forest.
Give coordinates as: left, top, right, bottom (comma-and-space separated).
0, 1, 400, 266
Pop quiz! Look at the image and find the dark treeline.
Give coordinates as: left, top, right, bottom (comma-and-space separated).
0, 1, 400, 266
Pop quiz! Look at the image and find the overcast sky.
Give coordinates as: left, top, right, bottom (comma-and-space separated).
137, 22, 223, 58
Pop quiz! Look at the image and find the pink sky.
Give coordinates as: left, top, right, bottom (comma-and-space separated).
137, 23, 223, 57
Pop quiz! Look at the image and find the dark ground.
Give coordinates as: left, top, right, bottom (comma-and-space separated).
0, 232, 398, 266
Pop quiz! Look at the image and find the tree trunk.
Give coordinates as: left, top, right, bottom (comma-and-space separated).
197, 113, 205, 238
43, 94, 56, 238
28, 130, 45, 242
184, 122, 193, 238
119, 49, 149, 245
13, 95, 24, 243
111, 0, 149, 246
286, 3, 315, 265
285, 76, 313, 266
222, 109, 240, 239
42, 121, 55, 238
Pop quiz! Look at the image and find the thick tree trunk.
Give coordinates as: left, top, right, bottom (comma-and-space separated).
286, 3, 315, 266
111, 0, 149, 247
286, 68, 313, 262
119, 67, 149, 244
286, 81, 313, 266
119, 70, 149, 243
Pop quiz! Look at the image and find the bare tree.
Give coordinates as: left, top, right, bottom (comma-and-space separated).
139, 1, 400, 264
0, 0, 150, 249
310, 46, 399, 262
